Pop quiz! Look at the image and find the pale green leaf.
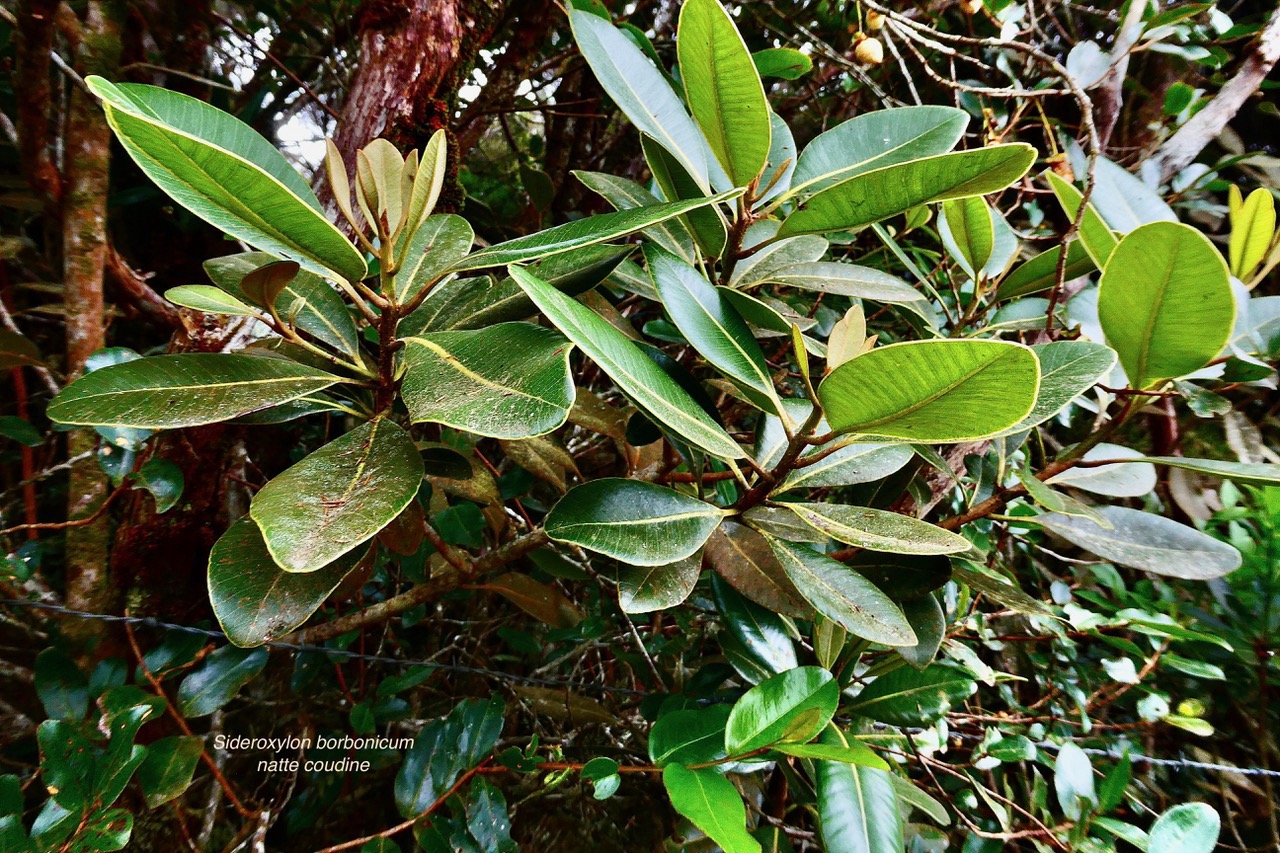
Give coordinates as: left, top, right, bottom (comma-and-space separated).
779, 502, 970, 555
1228, 187, 1275, 280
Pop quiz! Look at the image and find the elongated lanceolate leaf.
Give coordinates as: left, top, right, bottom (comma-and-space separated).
1140, 456, 1280, 488
996, 240, 1096, 299
511, 266, 744, 459
545, 479, 727, 566
47, 354, 340, 429
250, 419, 424, 572
818, 339, 1040, 442
780, 502, 970, 555
392, 214, 474, 304
815, 728, 904, 853
1045, 170, 1118, 267
401, 323, 575, 439
769, 262, 925, 303
165, 285, 259, 317
574, 170, 696, 260
87, 78, 366, 282
993, 340, 1116, 436
209, 517, 361, 647
940, 196, 994, 277
619, 552, 702, 613
662, 765, 760, 853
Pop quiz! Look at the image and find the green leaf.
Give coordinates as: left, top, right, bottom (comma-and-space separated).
752, 48, 812, 80
582, 757, 622, 800
779, 502, 970, 556
392, 214, 474, 304
1033, 506, 1241, 580
460, 192, 740, 272
712, 573, 800, 676
209, 517, 361, 646
466, 777, 516, 853
706, 522, 813, 618
1047, 443, 1155, 497
1053, 742, 1096, 821
86, 78, 366, 282
35, 649, 88, 720
1140, 456, 1280, 488
663, 765, 761, 853
165, 285, 259, 316
818, 339, 1040, 442
574, 171, 696, 261
1098, 221, 1234, 389
777, 444, 914, 493
678, 0, 771, 186
730, 234, 828, 288
940, 196, 994, 277
1228, 187, 1275, 279
1148, 803, 1220, 853
569, 9, 711, 188
132, 458, 184, 513
396, 696, 504, 818
47, 354, 340, 430
773, 739, 889, 771
1045, 171, 1119, 268
642, 135, 729, 258
779, 144, 1036, 237
205, 252, 363, 361
545, 478, 727, 566
815, 728, 904, 853
650, 704, 731, 767
250, 418, 424, 572
850, 664, 976, 726
768, 539, 916, 646
887, 774, 951, 826
847, 551, 952, 601
619, 552, 701, 613
786, 106, 968, 200
0, 330, 43, 370
511, 266, 744, 459
895, 595, 946, 669
136, 736, 203, 808
176, 645, 268, 717
993, 341, 1116, 435
768, 262, 925, 303
401, 323, 574, 439
647, 245, 781, 414
996, 240, 1096, 299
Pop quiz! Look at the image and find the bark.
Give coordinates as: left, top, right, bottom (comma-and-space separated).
13, 0, 62, 205
61, 1, 123, 637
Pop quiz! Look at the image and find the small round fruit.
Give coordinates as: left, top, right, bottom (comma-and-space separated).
855, 37, 884, 65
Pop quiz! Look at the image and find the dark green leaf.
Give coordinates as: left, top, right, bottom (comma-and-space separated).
725, 666, 838, 754
815, 727, 904, 853
850, 664, 976, 726
136, 736, 203, 808
176, 645, 268, 717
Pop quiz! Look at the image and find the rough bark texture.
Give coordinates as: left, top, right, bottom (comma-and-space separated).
13, 0, 62, 205
61, 1, 123, 642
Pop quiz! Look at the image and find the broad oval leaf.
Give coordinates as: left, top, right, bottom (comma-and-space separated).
401, 323, 575, 439
787, 106, 968, 200
650, 704, 731, 767
136, 736, 204, 808
997, 340, 1116, 434
511, 266, 744, 459
850, 663, 977, 726
392, 214, 474, 304
1048, 443, 1156, 497
1034, 506, 1242, 580
209, 517, 360, 647
768, 539, 917, 646
815, 727, 904, 853
818, 339, 1040, 442
647, 245, 780, 414
779, 144, 1036, 237
545, 478, 727, 566
87, 78, 366, 282
770, 262, 925, 303
569, 9, 710, 188
619, 552, 701, 613
1148, 803, 1220, 853
250, 418, 424, 572
47, 354, 340, 430
779, 443, 914, 492
725, 666, 838, 754
706, 522, 813, 618
780, 502, 970, 556
896, 595, 946, 669
1098, 222, 1235, 389
662, 765, 761, 853
176, 645, 268, 718
458, 192, 740, 272
997, 240, 1096, 300
678, 0, 771, 186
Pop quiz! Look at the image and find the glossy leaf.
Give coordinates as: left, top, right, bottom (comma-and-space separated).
780, 502, 970, 556
487, 573, 583, 628
663, 765, 761, 853
725, 666, 838, 754
1054, 742, 1096, 820
87, 78, 366, 282
392, 214, 474, 304
165, 285, 258, 317
779, 144, 1036, 237
647, 246, 780, 414
396, 697, 504, 818
546, 479, 725, 566
34, 649, 88, 720
251, 419, 424, 572
401, 323, 574, 439
511, 266, 744, 458
1148, 803, 1220, 853
619, 552, 701, 613
650, 704, 731, 766
678, 0, 771, 186
850, 663, 977, 726
846, 551, 952, 602
787, 106, 968, 199
136, 736, 203, 808
176, 645, 268, 717
818, 340, 1040, 442
895, 595, 946, 670
712, 573, 800, 676
209, 517, 360, 646
1045, 171, 1119, 267
815, 728, 904, 853
1098, 222, 1234, 389
706, 522, 813, 618
1229, 187, 1275, 279
642, 135, 729, 258
940, 196, 994, 277
768, 539, 916, 646
769, 262, 925, 303
773, 739, 888, 770
992, 341, 1116, 435
1048, 443, 1156, 497
1033, 506, 1242, 580
574, 171, 695, 260
997, 240, 1096, 299
47, 354, 340, 430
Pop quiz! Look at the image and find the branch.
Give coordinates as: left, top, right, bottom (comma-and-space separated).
1149, 7, 1280, 184
105, 244, 182, 329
